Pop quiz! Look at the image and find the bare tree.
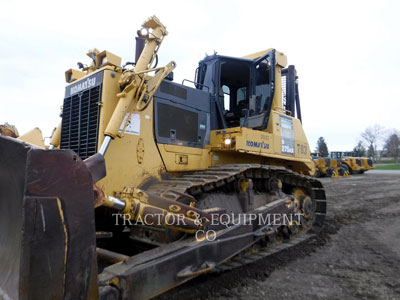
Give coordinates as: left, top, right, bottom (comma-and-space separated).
361, 124, 384, 162
384, 131, 400, 163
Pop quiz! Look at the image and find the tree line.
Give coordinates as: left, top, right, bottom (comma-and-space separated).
315, 124, 400, 162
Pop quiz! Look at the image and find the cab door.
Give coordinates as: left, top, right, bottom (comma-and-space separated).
245, 50, 276, 130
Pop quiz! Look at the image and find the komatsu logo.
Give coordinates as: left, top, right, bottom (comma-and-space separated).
246, 140, 270, 149
70, 77, 96, 96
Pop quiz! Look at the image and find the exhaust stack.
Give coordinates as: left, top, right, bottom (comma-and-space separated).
135, 35, 145, 64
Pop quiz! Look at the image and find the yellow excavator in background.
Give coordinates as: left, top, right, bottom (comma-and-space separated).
0, 16, 326, 300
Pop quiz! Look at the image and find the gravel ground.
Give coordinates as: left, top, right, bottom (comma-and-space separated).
158, 171, 400, 300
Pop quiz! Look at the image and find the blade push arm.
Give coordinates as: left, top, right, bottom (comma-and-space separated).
101, 16, 175, 151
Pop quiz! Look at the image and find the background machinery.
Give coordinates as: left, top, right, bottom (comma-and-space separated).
330, 151, 373, 174
327, 157, 350, 177
0, 16, 326, 299
311, 153, 350, 178
312, 155, 331, 177
361, 157, 374, 171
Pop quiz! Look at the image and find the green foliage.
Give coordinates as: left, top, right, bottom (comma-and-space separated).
384, 133, 400, 163
367, 144, 375, 158
380, 159, 397, 164
316, 137, 329, 157
353, 141, 366, 157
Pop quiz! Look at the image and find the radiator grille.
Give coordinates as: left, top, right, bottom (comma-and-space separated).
60, 86, 101, 159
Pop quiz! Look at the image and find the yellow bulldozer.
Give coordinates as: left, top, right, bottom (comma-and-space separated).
0, 16, 326, 300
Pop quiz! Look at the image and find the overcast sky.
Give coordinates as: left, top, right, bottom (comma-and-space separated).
1, 0, 399, 151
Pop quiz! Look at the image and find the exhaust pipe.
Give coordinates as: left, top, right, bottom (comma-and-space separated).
135, 35, 145, 64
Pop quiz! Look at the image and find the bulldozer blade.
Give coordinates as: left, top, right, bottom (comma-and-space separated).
0, 136, 98, 300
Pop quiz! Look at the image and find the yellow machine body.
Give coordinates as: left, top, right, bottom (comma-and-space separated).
0, 123, 45, 147
343, 157, 362, 173
312, 154, 351, 178
90, 69, 314, 196
55, 47, 314, 198
328, 158, 350, 177
0, 16, 327, 300
313, 157, 328, 176
330, 151, 372, 174
360, 157, 374, 171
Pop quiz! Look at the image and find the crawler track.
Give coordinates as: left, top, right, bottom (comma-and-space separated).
145, 164, 327, 272
99, 164, 326, 299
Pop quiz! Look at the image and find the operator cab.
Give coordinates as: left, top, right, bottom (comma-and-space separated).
330, 151, 356, 159
195, 51, 276, 130
330, 152, 343, 159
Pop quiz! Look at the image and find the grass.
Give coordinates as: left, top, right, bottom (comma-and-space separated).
374, 164, 400, 170
379, 159, 398, 164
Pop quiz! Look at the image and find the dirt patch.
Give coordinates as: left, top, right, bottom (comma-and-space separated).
157, 172, 400, 300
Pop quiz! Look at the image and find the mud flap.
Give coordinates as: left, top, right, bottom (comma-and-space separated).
0, 136, 98, 300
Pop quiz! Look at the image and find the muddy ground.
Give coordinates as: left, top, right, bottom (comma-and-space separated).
158, 170, 400, 300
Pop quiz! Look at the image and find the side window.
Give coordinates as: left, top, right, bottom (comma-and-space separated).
197, 63, 214, 93
219, 60, 251, 128
237, 87, 247, 104
236, 86, 248, 114
222, 85, 230, 111
255, 59, 270, 113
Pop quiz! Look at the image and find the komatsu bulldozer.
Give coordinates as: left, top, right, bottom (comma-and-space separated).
0, 16, 326, 300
